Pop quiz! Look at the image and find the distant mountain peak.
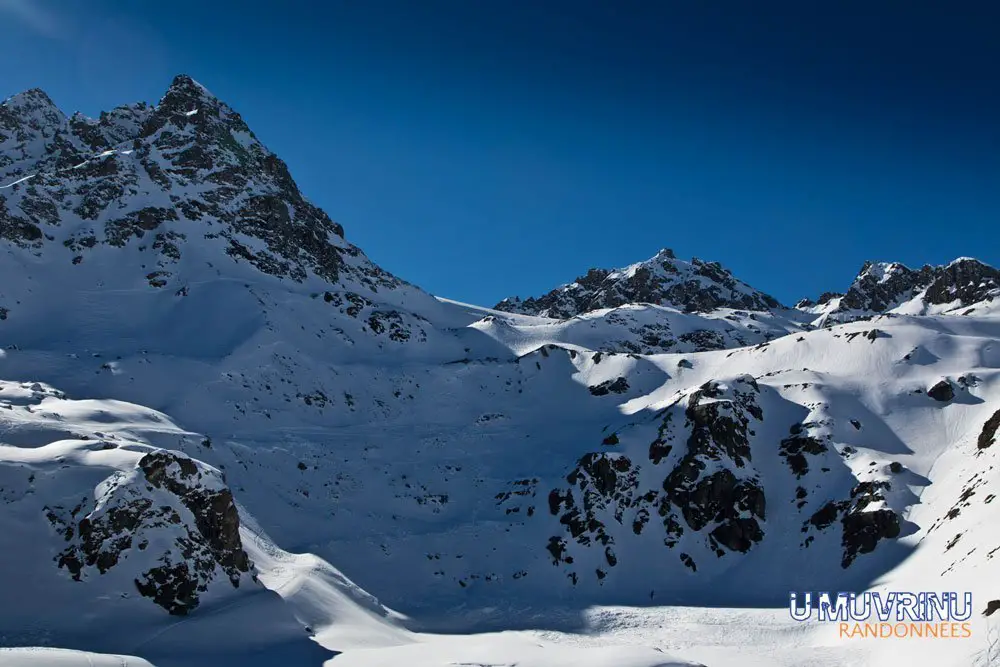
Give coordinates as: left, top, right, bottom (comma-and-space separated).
798, 256, 1000, 324
0, 74, 422, 297
495, 249, 781, 318
3, 87, 57, 106
1, 86, 65, 132
166, 74, 213, 97
948, 256, 988, 268
156, 75, 221, 117
856, 260, 912, 282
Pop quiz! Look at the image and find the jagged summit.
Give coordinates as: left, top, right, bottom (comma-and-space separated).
2, 87, 58, 109
165, 74, 215, 98
0, 86, 73, 180
150, 75, 230, 132
0, 74, 355, 272
0, 75, 454, 359
797, 256, 1000, 324
157, 74, 220, 112
2, 75, 210, 123
494, 248, 781, 318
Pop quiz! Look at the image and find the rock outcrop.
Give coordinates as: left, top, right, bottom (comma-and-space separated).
979, 409, 1000, 450
48, 450, 254, 615
537, 376, 768, 582
928, 380, 956, 402
801, 480, 901, 568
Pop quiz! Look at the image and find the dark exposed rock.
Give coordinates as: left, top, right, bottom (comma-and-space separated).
809, 258, 1000, 325
587, 312, 685, 354
679, 552, 697, 571
589, 377, 629, 396
135, 563, 201, 616
927, 380, 955, 402
924, 259, 1000, 306
494, 249, 781, 318
50, 450, 253, 616
557, 453, 639, 547
710, 516, 765, 552
647, 411, 675, 464
0, 199, 43, 246
841, 509, 900, 568
680, 378, 759, 467
366, 310, 421, 342
816, 292, 843, 305
808, 502, 841, 530
546, 536, 570, 565
957, 374, 980, 388
779, 432, 829, 477
838, 262, 932, 313
801, 480, 900, 568
655, 378, 766, 556
849, 480, 891, 506
136, 451, 252, 610
978, 409, 1000, 450
678, 329, 726, 351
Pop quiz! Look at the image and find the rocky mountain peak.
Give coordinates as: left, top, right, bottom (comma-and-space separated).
0, 74, 451, 365
799, 256, 1000, 324
495, 249, 781, 319
0, 74, 404, 292
925, 257, 1000, 306
837, 260, 931, 312
856, 260, 911, 281
139, 74, 255, 145
0, 87, 76, 180
1, 87, 62, 122
164, 74, 216, 102
68, 102, 153, 152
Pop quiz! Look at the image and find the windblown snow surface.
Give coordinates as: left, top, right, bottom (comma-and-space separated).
1, 78, 999, 667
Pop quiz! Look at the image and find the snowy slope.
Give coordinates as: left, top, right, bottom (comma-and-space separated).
451, 299, 809, 355
1, 78, 999, 667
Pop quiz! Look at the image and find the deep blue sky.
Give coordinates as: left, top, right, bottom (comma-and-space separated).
2, 1, 998, 306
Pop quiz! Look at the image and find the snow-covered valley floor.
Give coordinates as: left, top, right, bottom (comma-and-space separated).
2, 300, 999, 666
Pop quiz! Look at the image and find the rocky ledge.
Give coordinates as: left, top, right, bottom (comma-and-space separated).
47, 449, 255, 615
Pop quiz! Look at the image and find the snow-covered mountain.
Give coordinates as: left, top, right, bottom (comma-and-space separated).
491, 250, 809, 354
797, 258, 1000, 326
496, 248, 782, 317
1, 78, 999, 667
